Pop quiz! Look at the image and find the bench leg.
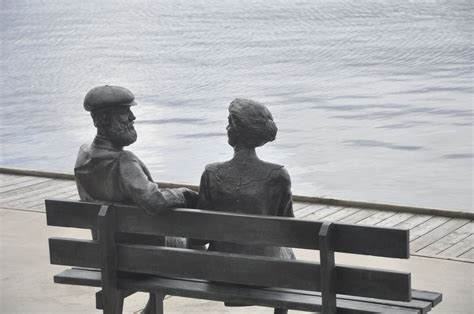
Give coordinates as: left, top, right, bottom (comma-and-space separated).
143, 293, 165, 314
96, 290, 103, 310
102, 290, 123, 314
274, 308, 288, 314
116, 294, 124, 313
97, 290, 135, 310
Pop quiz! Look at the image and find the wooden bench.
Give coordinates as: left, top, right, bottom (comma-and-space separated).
46, 198, 442, 313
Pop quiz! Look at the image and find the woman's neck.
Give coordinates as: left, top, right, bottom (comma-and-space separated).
232, 146, 258, 161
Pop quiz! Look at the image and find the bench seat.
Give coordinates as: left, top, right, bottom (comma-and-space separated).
55, 268, 441, 314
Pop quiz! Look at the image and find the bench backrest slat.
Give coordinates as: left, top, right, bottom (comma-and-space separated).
46, 199, 409, 258
49, 237, 411, 301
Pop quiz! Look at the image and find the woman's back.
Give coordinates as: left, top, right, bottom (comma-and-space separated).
199, 155, 293, 217
196, 99, 295, 260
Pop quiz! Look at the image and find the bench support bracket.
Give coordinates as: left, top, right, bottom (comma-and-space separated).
319, 221, 336, 314
98, 205, 123, 314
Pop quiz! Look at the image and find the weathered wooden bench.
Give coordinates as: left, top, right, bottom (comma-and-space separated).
46, 198, 442, 313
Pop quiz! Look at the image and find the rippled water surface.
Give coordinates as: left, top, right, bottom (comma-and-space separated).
1, 0, 472, 210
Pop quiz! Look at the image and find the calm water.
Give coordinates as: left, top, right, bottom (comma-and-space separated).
1, 0, 472, 211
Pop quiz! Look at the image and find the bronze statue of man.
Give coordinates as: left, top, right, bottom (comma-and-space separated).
74, 85, 197, 313
75, 85, 197, 213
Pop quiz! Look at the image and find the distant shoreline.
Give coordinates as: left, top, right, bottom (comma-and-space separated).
1, 166, 472, 219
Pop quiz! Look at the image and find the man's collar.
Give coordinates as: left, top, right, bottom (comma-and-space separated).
92, 135, 123, 151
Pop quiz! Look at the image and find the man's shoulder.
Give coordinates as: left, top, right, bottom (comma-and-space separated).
118, 149, 141, 162
77, 143, 91, 156
117, 149, 153, 180
75, 144, 92, 168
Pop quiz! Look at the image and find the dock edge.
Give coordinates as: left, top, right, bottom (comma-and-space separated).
1, 166, 472, 219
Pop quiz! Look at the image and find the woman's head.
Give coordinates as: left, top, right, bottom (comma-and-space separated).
227, 98, 277, 148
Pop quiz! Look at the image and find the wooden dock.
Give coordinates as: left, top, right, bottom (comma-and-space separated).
0, 171, 472, 263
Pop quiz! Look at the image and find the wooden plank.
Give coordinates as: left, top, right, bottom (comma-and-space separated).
393, 215, 433, 231
31, 182, 77, 197
45, 200, 101, 229
20, 185, 78, 208
335, 265, 411, 302
357, 211, 397, 226
5, 184, 78, 208
0, 176, 54, 194
22, 188, 80, 211
118, 278, 419, 314
0, 173, 22, 180
50, 238, 321, 291
46, 199, 410, 258
338, 209, 376, 224
295, 204, 329, 218
66, 268, 437, 312
411, 219, 471, 253
54, 268, 102, 287
49, 238, 100, 268
0, 174, 37, 188
49, 190, 79, 200
305, 206, 341, 220
63, 192, 80, 199
293, 202, 313, 211
376, 213, 414, 228
55, 268, 326, 311
270, 287, 431, 314
332, 222, 409, 258
27, 192, 80, 211
49, 238, 411, 301
409, 217, 450, 241
411, 290, 442, 307
437, 234, 473, 258
321, 207, 359, 222
55, 269, 437, 313
54, 269, 418, 313
1, 180, 73, 203
63, 193, 80, 199
0, 173, 33, 182
417, 222, 473, 256
337, 295, 429, 314
458, 248, 474, 260
25, 190, 80, 211
27, 203, 48, 211
0, 178, 66, 198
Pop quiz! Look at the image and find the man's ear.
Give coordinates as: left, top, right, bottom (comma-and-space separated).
91, 110, 112, 128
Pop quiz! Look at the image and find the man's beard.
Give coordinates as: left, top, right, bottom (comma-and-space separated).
108, 121, 137, 147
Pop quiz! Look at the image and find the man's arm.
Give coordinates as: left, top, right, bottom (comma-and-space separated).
118, 151, 197, 214
187, 170, 212, 249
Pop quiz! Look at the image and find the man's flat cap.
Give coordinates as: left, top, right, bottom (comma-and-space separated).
83, 85, 137, 112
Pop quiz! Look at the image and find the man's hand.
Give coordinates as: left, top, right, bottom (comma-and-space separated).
179, 187, 198, 208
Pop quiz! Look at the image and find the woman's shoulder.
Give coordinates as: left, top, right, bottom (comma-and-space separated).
202, 161, 239, 185
201, 160, 290, 185
260, 160, 283, 170
260, 161, 287, 174
204, 161, 229, 173
261, 161, 291, 182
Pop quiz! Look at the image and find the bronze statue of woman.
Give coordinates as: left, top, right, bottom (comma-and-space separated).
197, 98, 294, 314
